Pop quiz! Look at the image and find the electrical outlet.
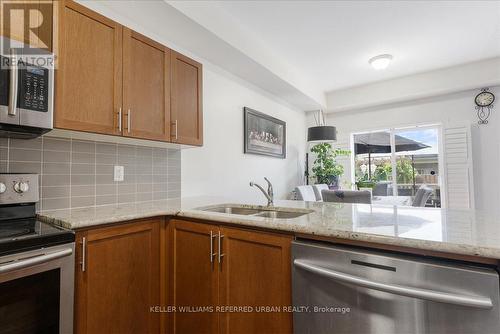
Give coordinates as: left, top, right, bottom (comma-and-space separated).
114, 166, 124, 182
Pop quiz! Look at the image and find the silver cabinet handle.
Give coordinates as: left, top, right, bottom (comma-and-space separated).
173, 120, 178, 140
80, 237, 86, 272
8, 49, 18, 117
118, 107, 122, 132
0, 248, 73, 274
210, 230, 217, 263
293, 259, 493, 309
127, 109, 131, 133
218, 231, 225, 265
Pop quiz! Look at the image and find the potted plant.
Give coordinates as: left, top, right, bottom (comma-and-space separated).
355, 177, 376, 190
356, 158, 418, 190
310, 143, 350, 189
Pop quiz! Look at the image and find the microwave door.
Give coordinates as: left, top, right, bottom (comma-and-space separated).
0, 55, 20, 125
18, 62, 53, 129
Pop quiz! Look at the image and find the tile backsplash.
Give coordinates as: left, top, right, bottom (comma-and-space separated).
0, 136, 181, 211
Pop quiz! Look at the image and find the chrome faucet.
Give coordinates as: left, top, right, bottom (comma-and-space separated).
249, 177, 274, 207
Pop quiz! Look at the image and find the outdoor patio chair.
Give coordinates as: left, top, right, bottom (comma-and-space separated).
373, 181, 391, 196
412, 185, 433, 207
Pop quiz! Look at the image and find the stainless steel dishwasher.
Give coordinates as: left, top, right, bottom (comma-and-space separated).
292, 240, 500, 334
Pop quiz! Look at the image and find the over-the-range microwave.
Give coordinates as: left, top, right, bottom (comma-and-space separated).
0, 38, 54, 139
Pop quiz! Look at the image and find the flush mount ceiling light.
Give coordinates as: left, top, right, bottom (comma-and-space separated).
369, 54, 393, 70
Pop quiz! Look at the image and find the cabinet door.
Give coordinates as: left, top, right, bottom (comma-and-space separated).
54, 0, 122, 135
168, 219, 218, 334
123, 28, 170, 141
75, 219, 161, 334
0, 0, 53, 50
170, 51, 203, 146
36, 0, 53, 50
219, 227, 293, 334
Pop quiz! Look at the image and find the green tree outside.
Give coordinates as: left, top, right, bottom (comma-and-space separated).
373, 158, 417, 183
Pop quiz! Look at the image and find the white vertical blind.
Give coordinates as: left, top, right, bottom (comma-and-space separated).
443, 125, 474, 209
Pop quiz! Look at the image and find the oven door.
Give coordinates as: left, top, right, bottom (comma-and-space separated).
0, 243, 75, 334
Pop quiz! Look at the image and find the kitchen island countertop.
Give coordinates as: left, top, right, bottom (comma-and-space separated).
38, 196, 500, 261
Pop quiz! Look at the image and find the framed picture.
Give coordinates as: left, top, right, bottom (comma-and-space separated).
244, 107, 286, 158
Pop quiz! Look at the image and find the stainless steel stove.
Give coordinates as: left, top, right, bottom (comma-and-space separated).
0, 174, 75, 334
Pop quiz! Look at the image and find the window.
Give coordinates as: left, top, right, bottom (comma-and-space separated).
352, 125, 442, 207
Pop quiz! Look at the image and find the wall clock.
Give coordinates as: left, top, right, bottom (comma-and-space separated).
475, 88, 495, 124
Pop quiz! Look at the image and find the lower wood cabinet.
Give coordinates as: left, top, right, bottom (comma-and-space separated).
167, 220, 219, 334
73, 217, 292, 334
168, 219, 293, 334
218, 226, 293, 334
74, 218, 162, 334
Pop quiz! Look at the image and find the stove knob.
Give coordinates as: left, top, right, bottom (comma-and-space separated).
13, 181, 29, 193
0, 182, 5, 194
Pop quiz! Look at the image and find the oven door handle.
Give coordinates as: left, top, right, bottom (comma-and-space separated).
293, 259, 493, 309
0, 248, 73, 274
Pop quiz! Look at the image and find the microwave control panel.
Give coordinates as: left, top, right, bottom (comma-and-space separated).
18, 65, 49, 112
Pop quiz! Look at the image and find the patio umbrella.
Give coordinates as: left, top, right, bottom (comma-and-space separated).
354, 132, 430, 188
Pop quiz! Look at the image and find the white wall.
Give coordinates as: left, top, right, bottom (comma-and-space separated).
182, 67, 307, 201
309, 86, 500, 211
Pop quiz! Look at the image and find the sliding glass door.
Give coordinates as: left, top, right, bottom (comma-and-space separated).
353, 125, 442, 207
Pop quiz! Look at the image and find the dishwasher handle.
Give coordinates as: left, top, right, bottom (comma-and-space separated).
294, 259, 493, 309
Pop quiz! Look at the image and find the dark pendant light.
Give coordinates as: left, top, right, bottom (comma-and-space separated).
304, 110, 337, 185
308, 125, 337, 142
307, 110, 337, 142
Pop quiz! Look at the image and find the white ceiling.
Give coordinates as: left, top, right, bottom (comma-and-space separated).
170, 0, 500, 95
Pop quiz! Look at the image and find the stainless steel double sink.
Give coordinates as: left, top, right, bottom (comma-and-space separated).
199, 205, 313, 219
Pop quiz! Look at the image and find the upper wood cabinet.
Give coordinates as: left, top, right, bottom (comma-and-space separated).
52, 0, 203, 145
75, 218, 161, 334
37, 0, 53, 50
54, 0, 122, 135
171, 51, 203, 146
168, 219, 292, 334
123, 28, 171, 141
0, 0, 53, 50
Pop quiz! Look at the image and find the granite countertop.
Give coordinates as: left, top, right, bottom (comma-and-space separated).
38, 199, 181, 229
38, 196, 500, 260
